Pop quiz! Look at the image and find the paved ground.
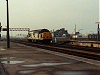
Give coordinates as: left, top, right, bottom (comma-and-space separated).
0, 41, 100, 75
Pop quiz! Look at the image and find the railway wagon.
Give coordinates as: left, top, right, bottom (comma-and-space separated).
27, 29, 52, 43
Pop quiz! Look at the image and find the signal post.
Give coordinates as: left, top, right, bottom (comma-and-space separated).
0, 22, 2, 40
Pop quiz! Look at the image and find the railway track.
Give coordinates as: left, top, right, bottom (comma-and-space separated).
11, 39, 100, 61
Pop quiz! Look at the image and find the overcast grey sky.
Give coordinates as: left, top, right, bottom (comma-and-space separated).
0, 0, 99, 35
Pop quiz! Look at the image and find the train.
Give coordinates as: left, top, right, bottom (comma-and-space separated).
27, 29, 52, 43
72, 34, 84, 38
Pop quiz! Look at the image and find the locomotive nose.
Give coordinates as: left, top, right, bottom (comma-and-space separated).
43, 32, 52, 39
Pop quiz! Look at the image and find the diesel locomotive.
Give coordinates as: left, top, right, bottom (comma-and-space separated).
27, 29, 52, 43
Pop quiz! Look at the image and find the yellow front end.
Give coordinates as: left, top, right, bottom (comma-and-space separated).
42, 32, 52, 40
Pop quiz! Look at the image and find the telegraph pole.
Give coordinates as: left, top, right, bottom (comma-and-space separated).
6, 0, 10, 48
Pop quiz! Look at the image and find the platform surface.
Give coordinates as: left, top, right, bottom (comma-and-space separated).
0, 41, 100, 75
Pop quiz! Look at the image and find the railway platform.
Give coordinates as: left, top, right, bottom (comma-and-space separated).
0, 41, 100, 75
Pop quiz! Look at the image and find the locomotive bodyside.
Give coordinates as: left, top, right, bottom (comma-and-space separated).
27, 29, 52, 43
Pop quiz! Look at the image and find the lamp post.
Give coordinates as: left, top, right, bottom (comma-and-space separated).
95, 22, 100, 41
74, 24, 76, 40
6, 0, 10, 48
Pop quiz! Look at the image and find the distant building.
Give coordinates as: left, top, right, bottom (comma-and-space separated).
70, 32, 80, 38
15, 34, 27, 39
88, 34, 100, 38
1, 35, 6, 39
53, 28, 70, 38
84, 33, 100, 38
84, 34, 88, 38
